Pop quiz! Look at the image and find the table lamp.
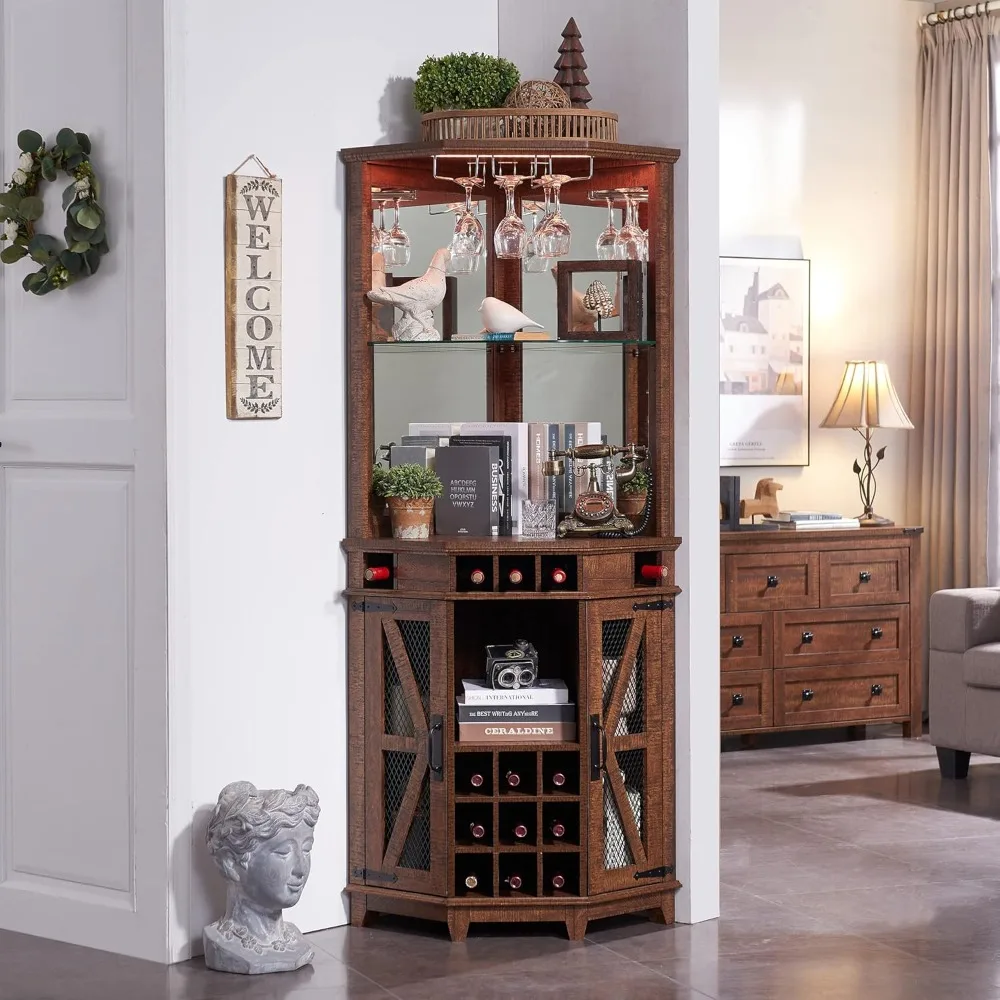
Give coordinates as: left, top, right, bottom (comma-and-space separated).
820, 360, 913, 527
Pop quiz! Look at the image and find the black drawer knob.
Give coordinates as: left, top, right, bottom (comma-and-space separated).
871, 683, 884, 697
766, 575, 780, 588
731, 693, 744, 706
801, 631, 814, 644
732, 634, 745, 648
871, 626, 884, 640
802, 688, 815, 702
859, 571, 872, 584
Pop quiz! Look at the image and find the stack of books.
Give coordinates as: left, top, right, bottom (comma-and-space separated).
457, 678, 576, 743
773, 511, 861, 530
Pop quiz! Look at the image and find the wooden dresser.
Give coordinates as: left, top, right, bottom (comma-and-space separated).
720, 527, 924, 738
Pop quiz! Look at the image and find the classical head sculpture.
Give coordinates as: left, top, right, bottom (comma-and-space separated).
203, 781, 321, 975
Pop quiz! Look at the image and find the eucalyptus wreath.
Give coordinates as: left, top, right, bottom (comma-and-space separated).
0, 128, 109, 295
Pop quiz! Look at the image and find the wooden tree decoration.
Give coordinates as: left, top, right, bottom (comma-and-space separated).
554, 17, 591, 108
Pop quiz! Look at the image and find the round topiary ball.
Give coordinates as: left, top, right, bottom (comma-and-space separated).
504, 80, 572, 109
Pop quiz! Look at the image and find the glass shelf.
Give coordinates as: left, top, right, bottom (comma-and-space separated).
369, 339, 655, 348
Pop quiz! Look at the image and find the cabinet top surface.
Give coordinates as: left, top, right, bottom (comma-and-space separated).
721, 527, 923, 547
339, 138, 681, 165
343, 535, 682, 554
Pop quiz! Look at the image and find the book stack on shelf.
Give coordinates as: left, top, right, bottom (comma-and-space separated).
774, 511, 861, 530
457, 678, 576, 744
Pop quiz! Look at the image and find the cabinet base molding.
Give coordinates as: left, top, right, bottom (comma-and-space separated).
345, 882, 679, 942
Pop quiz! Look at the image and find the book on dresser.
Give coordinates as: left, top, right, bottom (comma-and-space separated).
433, 445, 501, 537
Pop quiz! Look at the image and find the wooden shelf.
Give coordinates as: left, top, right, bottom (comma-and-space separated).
343, 536, 681, 554
455, 742, 581, 753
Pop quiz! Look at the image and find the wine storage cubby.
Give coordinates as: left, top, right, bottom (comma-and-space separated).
541, 554, 577, 592
363, 552, 395, 588
455, 853, 493, 898
455, 802, 494, 847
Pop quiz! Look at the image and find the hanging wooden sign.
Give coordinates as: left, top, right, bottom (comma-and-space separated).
225, 157, 282, 419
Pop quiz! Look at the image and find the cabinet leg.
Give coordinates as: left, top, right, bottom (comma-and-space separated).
565, 912, 588, 941
937, 747, 971, 779
350, 893, 371, 929
447, 911, 471, 942
902, 716, 923, 738
648, 901, 673, 925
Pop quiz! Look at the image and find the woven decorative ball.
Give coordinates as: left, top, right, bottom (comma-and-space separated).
503, 80, 572, 109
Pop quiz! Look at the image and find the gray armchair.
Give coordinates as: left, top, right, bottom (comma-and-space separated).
930, 587, 1000, 777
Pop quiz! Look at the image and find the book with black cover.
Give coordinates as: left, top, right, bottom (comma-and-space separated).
448, 435, 512, 535
456, 702, 577, 724
434, 445, 501, 537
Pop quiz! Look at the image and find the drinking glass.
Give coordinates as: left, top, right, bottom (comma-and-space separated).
371, 201, 388, 256
522, 201, 551, 273
614, 194, 645, 261
533, 175, 572, 258
382, 197, 411, 270
596, 197, 620, 260
493, 174, 529, 259
446, 178, 484, 275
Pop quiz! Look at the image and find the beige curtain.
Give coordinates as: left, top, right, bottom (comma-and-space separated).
907, 18, 997, 594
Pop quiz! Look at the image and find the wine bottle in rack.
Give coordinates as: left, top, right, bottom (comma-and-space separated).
550, 873, 566, 890
511, 822, 529, 841
504, 873, 523, 890
507, 568, 524, 586
640, 564, 668, 581
468, 821, 487, 841
549, 771, 567, 790
504, 770, 521, 789
468, 567, 487, 587
469, 772, 486, 790
364, 566, 391, 583
549, 567, 568, 585
549, 819, 566, 839
464, 873, 479, 890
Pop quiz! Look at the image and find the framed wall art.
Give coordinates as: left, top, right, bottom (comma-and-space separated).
719, 256, 810, 467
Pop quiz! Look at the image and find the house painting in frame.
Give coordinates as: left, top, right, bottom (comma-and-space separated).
720, 256, 810, 467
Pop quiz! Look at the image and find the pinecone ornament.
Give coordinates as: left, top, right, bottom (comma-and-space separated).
583, 280, 613, 317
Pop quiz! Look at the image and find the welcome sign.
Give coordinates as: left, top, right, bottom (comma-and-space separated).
225, 169, 282, 419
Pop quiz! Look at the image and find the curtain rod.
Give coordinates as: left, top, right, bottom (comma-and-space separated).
921, 2, 1000, 27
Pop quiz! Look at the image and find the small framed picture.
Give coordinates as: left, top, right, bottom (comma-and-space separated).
720, 256, 811, 467
555, 260, 644, 341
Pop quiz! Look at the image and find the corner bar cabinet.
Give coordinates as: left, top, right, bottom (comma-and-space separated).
340, 138, 682, 941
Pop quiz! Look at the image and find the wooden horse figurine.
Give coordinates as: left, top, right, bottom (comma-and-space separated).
740, 478, 783, 521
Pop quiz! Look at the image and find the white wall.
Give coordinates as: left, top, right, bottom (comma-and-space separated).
500, 0, 722, 924
164, 1, 499, 960
720, 0, 930, 518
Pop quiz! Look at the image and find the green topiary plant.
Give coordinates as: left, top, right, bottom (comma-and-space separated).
618, 466, 651, 497
413, 53, 520, 113
372, 462, 389, 497
377, 463, 443, 500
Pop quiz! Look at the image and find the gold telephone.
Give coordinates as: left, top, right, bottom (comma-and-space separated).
544, 443, 650, 537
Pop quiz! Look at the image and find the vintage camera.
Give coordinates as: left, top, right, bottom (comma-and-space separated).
485, 639, 539, 690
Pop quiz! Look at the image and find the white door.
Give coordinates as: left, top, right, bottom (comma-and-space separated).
0, 0, 169, 961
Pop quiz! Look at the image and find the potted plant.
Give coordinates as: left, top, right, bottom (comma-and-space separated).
413, 52, 520, 113
376, 463, 443, 540
617, 467, 651, 523
370, 462, 391, 537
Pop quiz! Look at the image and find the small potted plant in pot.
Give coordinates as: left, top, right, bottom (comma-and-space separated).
413, 52, 520, 114
377, 463, 443, 540
617, 466, 651, 524
370, 461, 391, 537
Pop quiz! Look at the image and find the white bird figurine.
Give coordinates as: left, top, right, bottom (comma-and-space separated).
479, 296, 543, 334
367, 248, 450, 341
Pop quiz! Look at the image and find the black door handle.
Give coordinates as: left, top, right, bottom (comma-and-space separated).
732, 634, 744, 648
428, 716, 444, 781
871, 683, 884, 696
871, 626, 884, 640
590, 715, 602, 781
766, 575, 780, 588
801, 631, 814, 644
859, 571, 872, 583
731, 693, 744, 706
802, 688, 815, 702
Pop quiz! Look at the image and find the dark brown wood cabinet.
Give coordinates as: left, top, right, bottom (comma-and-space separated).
720, 527, 923, 738
340, 138, 682, 941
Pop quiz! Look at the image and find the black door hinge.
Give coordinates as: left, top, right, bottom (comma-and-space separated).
633, 865, 674, 880
633, 599, 673, 612
351, 599, 398, 614
352, 866, 399, 883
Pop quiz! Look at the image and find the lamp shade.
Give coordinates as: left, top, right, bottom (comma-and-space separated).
820, 361, 914, 431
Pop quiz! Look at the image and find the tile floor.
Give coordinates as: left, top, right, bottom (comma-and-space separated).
4, 729, 1000, 999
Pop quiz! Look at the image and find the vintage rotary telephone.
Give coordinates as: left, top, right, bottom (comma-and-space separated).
544, 443, 651, 538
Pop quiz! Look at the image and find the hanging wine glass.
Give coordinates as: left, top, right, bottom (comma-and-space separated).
382, 197, 411, 270
532, 174, 572, 258
522, 201, 551, 273
596, 196, 620, 260
614, 193, 645, 261
494, 173, 529, 259
449, 176, 485, 275
371, 200, 388, 256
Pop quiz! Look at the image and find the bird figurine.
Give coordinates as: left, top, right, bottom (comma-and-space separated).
367, 248, 449, 341
479, 296, 543, 334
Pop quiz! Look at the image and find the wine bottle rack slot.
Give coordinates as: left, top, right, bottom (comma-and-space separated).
541, 555, 577, 591
456, 802, 494, 847
455, 752, 493, 796
499, 555, 535, 592
457, 556, 494, 592
362, 553, 395, 589
455, 853, 493, 898
499, 752, 537, 795
634, 552, 669, 587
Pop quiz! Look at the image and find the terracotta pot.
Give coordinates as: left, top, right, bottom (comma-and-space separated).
618, 492, 648, 523
387, 497, 435, 540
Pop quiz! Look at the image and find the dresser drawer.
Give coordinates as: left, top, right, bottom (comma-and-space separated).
774, 664, 908, 726
820, 547, 909, 608
774, 606, 909, 668
721, 670, 773, 731
725, 551, 820, 612
720, 613, 771, 671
